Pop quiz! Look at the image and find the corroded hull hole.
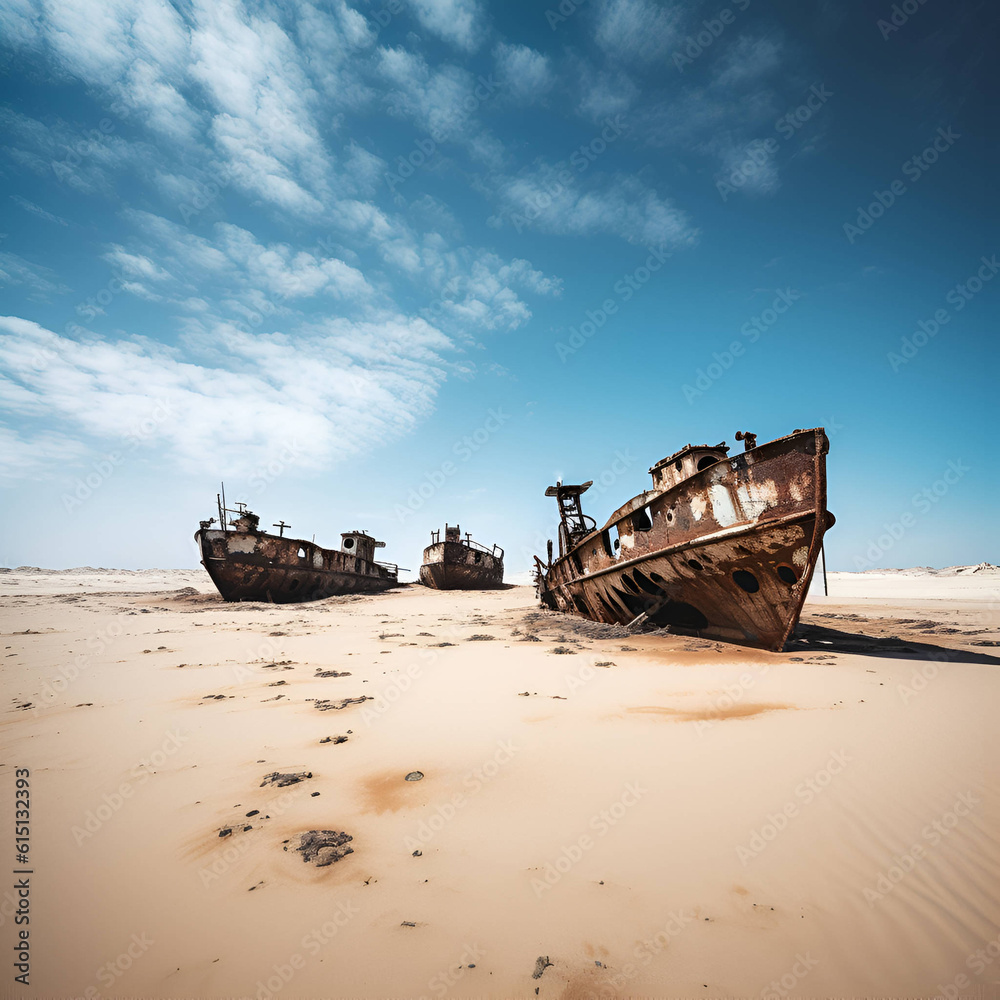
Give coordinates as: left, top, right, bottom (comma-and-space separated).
648, 601, 708, 630
534, 428, 833, 650
733, 570, 760, 593
631, 569, 663, 595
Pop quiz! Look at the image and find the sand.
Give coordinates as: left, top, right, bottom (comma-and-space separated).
1, 568, 999, 999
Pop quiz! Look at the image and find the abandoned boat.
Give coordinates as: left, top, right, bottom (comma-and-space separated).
419, 524, 504, 590
196, 498, 398, 603
534, 428, 834, 651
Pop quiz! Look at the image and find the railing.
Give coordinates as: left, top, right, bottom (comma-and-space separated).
431, 531, 503, 559
461, 538, 503, 559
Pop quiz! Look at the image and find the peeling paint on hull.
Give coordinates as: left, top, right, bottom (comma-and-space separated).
419, 542, 504, 590
419, 529, 504, 590
196, 528, 397, 603
536, 428, 833, 651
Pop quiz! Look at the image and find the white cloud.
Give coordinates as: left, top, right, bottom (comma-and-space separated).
110, 213, 380, 316
408, 0, 485, 52
490, 165, 696, 248
0, 107, 152, 198
623, 32, 789, 194
0, 252, 71, 299
494, 43, 553, 104
215, 223, 375, 302
377, 47, 479, 142
0, 0, 41, 47
190, 0, 331, 217
593, 0, 680, 62
343, 142, 386, 198
0, 426, 91, 483
102, 247, 174, 283
293, 1, 376, 108
713, 36, 783, 88
714, 139, 781, 196
637, 86, 778, 150
0, 313, 452, 478
9, 195, 68, 226
577, 66, 639, 121
421, 250, 563, 334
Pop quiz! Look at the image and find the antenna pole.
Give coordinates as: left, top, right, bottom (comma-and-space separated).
220, 481, 227, 531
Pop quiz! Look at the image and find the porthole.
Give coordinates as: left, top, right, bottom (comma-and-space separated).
733, 570, 760, 593
344, 537, 355, 549
697, 455, 716, 471
777, 565, 798, 586
687, 559, 703, 571
674, 459, 682, 471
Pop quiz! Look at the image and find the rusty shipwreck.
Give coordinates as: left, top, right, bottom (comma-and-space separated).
534, 428, 834, 650
196, 497, 398, 603
419, 524, 504, 590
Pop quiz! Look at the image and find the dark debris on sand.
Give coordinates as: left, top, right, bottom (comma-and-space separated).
520, 610, 633, 640
295, 830, 354, 867
261, 771, 312, 787
532, 956, 553, 979
314, 696, 371, 711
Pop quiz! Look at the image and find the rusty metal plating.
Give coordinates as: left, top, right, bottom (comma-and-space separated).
196, 496, 398, 603
419, 524, 504, 590
534, 428, 834, 650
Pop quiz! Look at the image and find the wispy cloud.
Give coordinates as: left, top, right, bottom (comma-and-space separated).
408, 0, 486, 52
9, 195, 68, 226
488, 164, 696, 248
0, 313, 451, 479
0, 252, 71, 300
593, 0, 681, 62
494, 43, 553, 104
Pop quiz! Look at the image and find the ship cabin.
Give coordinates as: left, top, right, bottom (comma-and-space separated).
340, 531, 384, 564
649, 442, 730, 492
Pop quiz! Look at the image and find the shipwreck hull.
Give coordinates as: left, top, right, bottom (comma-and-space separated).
196, 528, 397, 603
538, 428, 832, 650
419, 541, 504, 590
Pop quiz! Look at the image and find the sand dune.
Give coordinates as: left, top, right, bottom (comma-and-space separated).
1, 569, 998, 998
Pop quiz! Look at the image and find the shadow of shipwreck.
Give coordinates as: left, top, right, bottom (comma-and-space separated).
788, 623, 1000, 666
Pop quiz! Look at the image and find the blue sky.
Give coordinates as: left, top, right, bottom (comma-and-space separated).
0, 0, 995, 575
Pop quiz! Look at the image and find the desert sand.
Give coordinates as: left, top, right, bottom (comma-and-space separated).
1, 567, 999, 999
